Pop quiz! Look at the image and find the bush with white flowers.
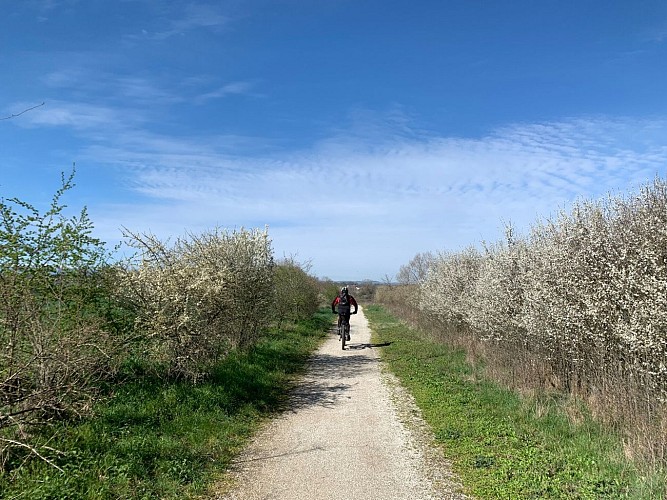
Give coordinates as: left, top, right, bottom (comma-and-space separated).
121, 227, 274, 381
413, 178, 667, 404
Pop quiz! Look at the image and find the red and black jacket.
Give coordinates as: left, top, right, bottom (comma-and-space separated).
331, 294, 358, 314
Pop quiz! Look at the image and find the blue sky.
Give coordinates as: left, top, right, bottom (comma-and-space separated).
2, 0, 667, 281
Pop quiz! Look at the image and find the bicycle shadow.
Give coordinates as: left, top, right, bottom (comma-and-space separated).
346, 342, 392, 350
328, 325, 392, 351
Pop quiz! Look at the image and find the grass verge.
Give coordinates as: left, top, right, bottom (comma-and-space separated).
0, 309, 331, 500
364, 304, 664, 499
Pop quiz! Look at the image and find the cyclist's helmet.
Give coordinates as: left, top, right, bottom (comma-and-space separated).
341, 286, 348, 295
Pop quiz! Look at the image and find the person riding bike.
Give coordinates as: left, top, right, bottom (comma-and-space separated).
331, 286, 358, 341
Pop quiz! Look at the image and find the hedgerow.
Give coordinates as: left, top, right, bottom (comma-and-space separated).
386, 176, 667, 468
1, 170, 320, 477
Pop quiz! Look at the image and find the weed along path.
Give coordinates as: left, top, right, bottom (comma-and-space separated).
213, 306, 466, 500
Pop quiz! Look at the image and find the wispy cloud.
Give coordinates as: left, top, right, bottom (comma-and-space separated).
27, 0, 78, 13
11, 100, 145, 132
194, 81, 258, 103
10, 93, 667, 279
80, 115, 667, 248
16, 97, 666, 216
643, 19, 667, 43
174, 3, 228, 30
42, 68, 184, 107
132, 3, 229, 41
40, 64, 259, 114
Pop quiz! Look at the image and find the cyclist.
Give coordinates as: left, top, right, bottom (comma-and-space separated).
331, 286, 358, 340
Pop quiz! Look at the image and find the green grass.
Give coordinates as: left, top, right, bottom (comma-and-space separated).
364, 304, 664, 499
0, 309, 331, 500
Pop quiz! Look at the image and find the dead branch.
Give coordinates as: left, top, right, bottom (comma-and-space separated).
0, 437, 64, 472
1, 102, 45, 121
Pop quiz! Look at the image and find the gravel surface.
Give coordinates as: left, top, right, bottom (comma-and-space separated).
213, 306, 468, 500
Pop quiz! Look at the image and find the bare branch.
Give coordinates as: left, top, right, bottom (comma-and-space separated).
1, 102, 45, 121
0, 437, 64, 472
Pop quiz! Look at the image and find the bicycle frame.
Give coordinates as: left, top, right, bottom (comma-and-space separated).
337, 313, 350, 350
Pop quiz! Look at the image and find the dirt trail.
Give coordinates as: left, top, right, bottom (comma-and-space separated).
214, 306, 466, 500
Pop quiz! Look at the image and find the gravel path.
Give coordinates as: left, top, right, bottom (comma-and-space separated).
213, 306, 467, 500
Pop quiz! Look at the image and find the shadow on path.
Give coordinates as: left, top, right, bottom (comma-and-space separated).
346, 342, 393, 350
232, 445, 325, 464
287, 350, 377, 411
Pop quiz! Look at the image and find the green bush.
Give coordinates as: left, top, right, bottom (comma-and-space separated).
273, 257, 320, 324
0, 169, 125, 469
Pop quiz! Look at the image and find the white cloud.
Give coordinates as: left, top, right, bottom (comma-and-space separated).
11, 100, 148, 132
194, 81, 258, 103
176, 3, 228, 30
42, 69, 183, 107
75, 115, 667, 279
9, 93, 666, 281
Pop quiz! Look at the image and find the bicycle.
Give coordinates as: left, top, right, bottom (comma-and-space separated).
338, 315, 350, 350
334, 308, 356, 350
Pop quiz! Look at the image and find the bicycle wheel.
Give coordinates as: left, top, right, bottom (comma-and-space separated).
341, 320, 347, 350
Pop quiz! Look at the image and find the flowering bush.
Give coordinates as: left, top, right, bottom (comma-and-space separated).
466, 229, 528, 343
121, 227, 274, 381
406, 177, 667, 428
419, 246, 482, 328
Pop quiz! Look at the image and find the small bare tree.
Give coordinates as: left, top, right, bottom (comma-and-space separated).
396, 251, 435, 285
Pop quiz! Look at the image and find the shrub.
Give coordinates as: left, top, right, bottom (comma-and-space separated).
0, 170, 123, 469
120, 227, 274, 381
384, 177, 667, 468
419, 246, 482, 328
273, 257, 320, 324
318, 278, 342, 306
